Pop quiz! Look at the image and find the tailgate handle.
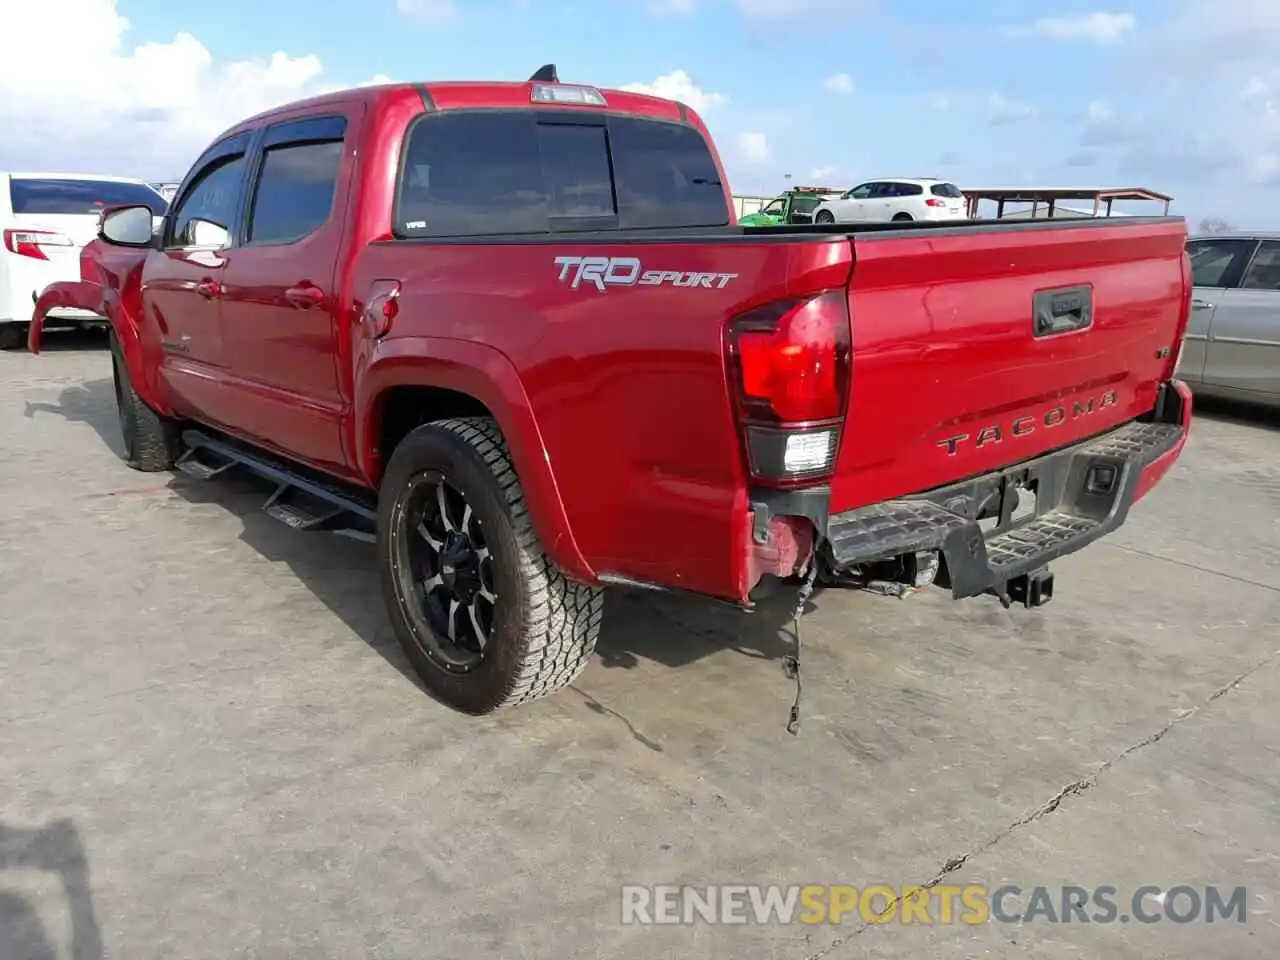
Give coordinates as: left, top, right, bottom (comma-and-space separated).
1033, 285, 1093, 337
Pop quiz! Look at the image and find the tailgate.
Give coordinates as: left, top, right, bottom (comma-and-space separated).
829, 218, 1188, 514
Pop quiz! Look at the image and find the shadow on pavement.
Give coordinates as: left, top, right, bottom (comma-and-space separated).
1190, 394, 1279, 430
0, 819, 104, 960
25, 371, 807, 682
159, 465, 804, 689
12, 325, 111, 355
23, 377, 124, 458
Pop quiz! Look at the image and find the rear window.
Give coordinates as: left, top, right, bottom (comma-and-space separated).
9, 178, 167, 216
395, 111, 729, 237
930, 182, 964, 198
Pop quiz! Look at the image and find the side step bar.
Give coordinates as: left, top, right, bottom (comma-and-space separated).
176, 430, 377, 534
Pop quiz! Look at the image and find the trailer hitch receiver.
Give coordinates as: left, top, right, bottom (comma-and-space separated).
1007, 567, 1054, 608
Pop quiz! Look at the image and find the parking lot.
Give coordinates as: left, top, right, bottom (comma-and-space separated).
1, 334, 1277, 959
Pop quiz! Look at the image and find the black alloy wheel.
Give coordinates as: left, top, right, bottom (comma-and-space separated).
394, 471, 497, 672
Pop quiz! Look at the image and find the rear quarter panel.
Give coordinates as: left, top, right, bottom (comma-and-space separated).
352, 237, 851, 599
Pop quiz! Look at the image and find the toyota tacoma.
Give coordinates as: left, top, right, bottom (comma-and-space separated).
30, 65, 1194, 720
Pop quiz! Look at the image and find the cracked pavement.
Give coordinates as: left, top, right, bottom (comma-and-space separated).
1, 336, 1278, 959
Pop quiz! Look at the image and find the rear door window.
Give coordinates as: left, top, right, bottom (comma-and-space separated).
1187, 238, 1257, 288
395, 110, 728, 237
248, 139, 345, 244
1239, 240, 1280, 291
9, 178, 168, 216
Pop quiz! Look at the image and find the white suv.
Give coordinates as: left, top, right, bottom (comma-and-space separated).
811, 178, 968, 224
1, 172, 168, 349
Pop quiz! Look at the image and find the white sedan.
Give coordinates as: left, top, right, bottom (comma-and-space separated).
811, 177, 969, 224
1, 172, 169, 349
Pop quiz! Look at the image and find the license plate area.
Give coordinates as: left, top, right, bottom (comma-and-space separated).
930, 445, 1126, 538
976, 468, 1040, 536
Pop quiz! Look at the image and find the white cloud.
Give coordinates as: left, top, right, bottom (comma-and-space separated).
647, 0, 697, 12
1025, 11, 1136, 42
1087, 99, 1114, 122
0, 0, 387, 177
809, 166, 839, 181
1090, 0, 1280, 222
735, 0, 875, 19
396, 0, 456, 24
646, 0, 875, 18
735, 132, 771, 164
622, 70, 727, 114
824, 74, 856, 95
987, 92, 1037, 125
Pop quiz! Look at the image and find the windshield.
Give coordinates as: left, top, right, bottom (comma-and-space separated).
9, 177, 168, 216
930, 182, 964, 199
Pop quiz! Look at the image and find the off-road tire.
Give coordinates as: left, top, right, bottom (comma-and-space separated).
110, 335, 182, 471
378, 416, 604, 715
0, 324, 26, 350
814, 210, 835, 224
892, 212, 914, 222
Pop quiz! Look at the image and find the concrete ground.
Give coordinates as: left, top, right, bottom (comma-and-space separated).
1, 333, 1277, 960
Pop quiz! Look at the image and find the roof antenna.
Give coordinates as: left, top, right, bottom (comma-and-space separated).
529, 64, 558, 83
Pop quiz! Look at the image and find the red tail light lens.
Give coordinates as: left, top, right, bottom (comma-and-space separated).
3, 229, 72, 261
726, 291, 852, 486
729, 291, 851, 423
925, 198, 945, 207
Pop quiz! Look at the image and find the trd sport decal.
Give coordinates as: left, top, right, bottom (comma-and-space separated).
554, 255, 738, 292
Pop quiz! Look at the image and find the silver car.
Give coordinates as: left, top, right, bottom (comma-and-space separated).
1179, 233, 1280, 410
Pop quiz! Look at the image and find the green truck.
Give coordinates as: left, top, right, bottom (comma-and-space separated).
737, 186, 843, 226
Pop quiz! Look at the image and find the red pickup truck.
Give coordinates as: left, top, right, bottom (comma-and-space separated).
30, 66, 1193, 719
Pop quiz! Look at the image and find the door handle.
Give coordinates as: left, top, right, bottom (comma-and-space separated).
1191, 298, 1212, 309
196, 278, 222, 299
285, 283, 326, 308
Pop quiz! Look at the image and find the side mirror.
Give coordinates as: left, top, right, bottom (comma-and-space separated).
189, 219, 229, 248
99, 204, 156, 247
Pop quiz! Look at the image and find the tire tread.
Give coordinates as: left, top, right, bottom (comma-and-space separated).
112, 337, 181, 471
389, 415, 603, 712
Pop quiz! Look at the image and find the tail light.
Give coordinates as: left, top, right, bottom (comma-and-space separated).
925, 198, 945, 207
725, 290, 852, 487
3, 229, 73, 261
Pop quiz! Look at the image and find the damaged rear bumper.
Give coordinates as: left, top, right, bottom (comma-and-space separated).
821, 380, 1191, 602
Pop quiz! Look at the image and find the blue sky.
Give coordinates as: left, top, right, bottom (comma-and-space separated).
3, 0, 1277, 228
